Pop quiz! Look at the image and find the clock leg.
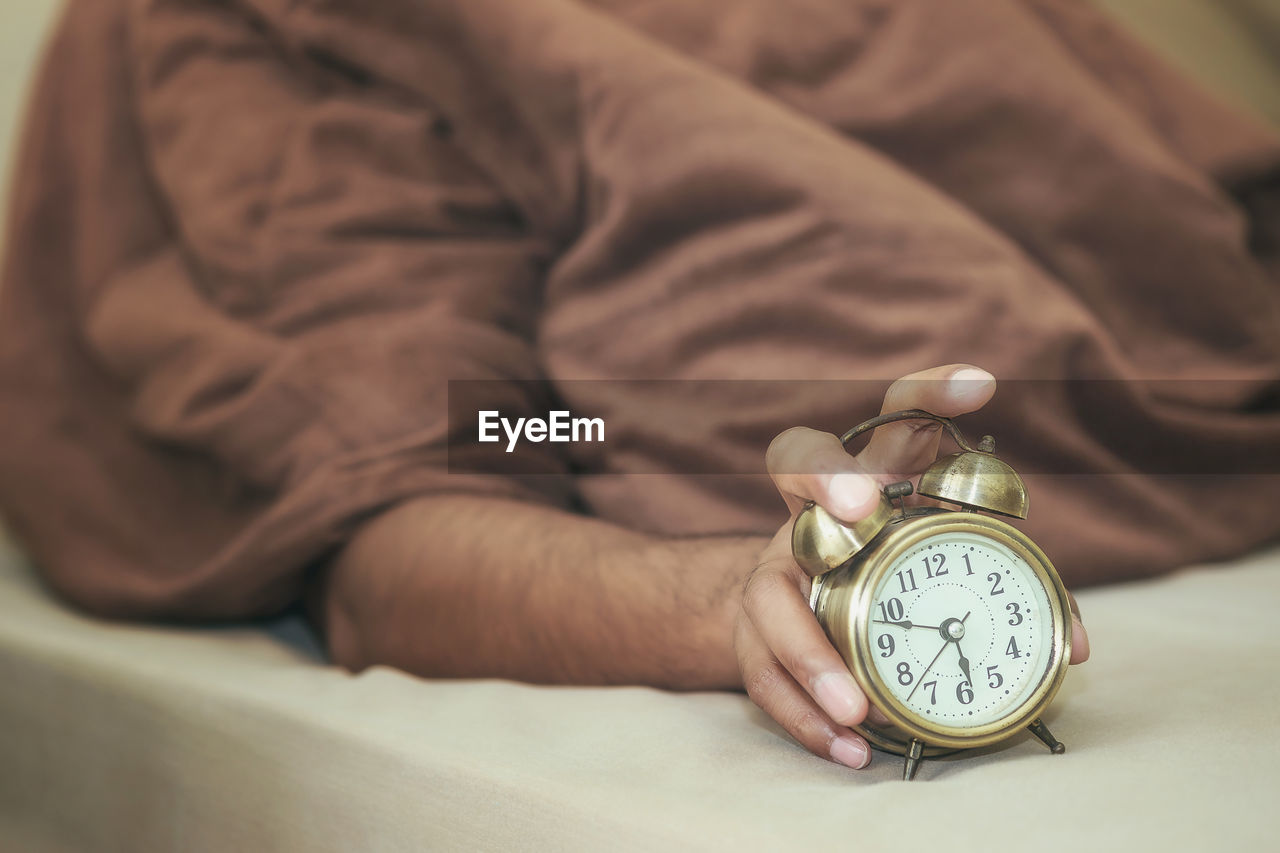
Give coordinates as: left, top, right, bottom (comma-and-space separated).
903, 739, 925, 781
1028, 718, 1065, 754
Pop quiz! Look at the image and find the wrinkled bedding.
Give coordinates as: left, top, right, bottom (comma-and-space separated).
0, 0, 1278, 620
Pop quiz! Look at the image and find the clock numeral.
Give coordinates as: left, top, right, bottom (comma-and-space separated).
896, 568, 917, 594
896, 661, 914, 686
922, 553, 947, 579
922, 680, 937, 705
877, 633, 895, 658
988, 572, 1005, 596
956, 680, 974, 705
986, 665, 1003, 689
962, 553, 975, 576
1006, 602, 1023, 626
1006, 636, 1023, 660
878, 598, 905, 622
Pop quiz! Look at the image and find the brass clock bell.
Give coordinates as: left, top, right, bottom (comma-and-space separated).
793, 409, 1072, 780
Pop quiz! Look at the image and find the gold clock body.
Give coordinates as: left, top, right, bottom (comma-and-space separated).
809, 509, 1072, 756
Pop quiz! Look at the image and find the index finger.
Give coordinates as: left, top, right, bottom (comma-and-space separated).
766, 426, 881, 523
857, 364, 996, 478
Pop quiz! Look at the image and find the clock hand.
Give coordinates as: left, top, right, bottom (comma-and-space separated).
956, 612, 973, 686
907, 612, 973, 703
957, 645, 972, 686
906, 639, 950, 702
872, 619, 942, 631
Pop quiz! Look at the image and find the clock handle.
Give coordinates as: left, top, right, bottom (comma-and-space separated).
841, 408, 989, 453
842, 408, 1029, 519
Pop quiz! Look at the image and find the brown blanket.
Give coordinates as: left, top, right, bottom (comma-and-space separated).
1, 0, 1277, 619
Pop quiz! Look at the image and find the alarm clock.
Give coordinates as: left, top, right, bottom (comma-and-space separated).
792, 409, 1071, 780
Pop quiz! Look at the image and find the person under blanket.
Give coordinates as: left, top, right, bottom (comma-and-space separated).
0, 0, 1276, 772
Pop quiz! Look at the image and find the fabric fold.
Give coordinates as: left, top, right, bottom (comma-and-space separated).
0, 0, 1277, 618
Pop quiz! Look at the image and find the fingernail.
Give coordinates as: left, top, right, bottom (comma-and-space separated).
812, 671, 862, 723
826, 472, 876, 519
830, 735, 870, 770
949, 367, 994, 399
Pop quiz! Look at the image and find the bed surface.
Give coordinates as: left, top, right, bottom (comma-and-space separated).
2, 530, 1278, 851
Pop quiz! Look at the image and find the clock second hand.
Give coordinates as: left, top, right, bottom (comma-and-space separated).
906, 642, 947, 702
906, 611, 971, 703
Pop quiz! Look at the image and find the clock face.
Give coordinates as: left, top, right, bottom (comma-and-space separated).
864, 530, 1056, 731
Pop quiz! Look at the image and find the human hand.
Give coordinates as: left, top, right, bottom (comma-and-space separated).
735, 364, 1091, 770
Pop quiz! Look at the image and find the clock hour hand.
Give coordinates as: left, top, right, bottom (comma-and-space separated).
957, 645, 972, 686
954, 611, 973, 688
907, 612, 971, 703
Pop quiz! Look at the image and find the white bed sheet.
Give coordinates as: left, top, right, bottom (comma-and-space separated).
2, 530, 1278, 852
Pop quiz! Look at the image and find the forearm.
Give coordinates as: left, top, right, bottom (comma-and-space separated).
316, 495, 764, 690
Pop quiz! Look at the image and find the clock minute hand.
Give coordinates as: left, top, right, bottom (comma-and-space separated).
873, 619, 942, 631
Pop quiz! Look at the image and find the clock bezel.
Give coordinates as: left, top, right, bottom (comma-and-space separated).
812, 510, 1071, 751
